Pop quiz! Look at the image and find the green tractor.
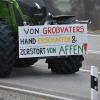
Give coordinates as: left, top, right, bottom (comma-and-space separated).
0, 0, 84, 77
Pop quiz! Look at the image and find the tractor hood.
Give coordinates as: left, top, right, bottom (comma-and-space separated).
18, 0, 47, 22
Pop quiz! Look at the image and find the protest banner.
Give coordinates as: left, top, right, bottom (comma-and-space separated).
19, 24, 88, 58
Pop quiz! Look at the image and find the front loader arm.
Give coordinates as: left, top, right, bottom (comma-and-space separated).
11, 0, 25, 21
1, 0, 25, 32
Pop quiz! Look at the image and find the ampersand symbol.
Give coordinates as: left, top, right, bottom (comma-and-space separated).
72, 36, 77, 43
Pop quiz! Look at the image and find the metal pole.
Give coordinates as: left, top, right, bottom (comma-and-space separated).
91, 66, 98, 100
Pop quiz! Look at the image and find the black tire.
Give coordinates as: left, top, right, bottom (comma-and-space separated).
15, 58, 38, 67
47, 55, 84, 74
0, 21, 15, 77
